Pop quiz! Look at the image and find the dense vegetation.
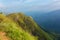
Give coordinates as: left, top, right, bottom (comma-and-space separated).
0, 13, 55, 40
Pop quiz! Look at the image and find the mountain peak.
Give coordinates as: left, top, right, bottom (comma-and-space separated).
0, 13, 55, 40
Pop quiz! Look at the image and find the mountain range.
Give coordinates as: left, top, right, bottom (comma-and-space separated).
0, 13, 56, 40
25, 10, 60, 33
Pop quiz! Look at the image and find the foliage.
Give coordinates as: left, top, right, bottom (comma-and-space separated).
0, 13, 55, 40
7, 13, 54, 40
0, 13, 37, 40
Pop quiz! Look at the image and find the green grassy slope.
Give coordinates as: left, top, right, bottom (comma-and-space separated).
0, 13, 37, 40
7, 13, 55, 40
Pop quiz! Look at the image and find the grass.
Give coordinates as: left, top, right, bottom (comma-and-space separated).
7, 13, 54, 40
0, 13, 37, 40
0, 13, 55, 40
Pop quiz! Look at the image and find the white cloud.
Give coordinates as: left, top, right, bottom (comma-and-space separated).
24, 0, 35, 3
0, 3, 4, 8
0, 0, 60, 12
43, 1, 60, 12
53, 0, 60, 1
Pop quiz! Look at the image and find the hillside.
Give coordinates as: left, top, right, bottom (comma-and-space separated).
0, 13, 37, 40
0, 13, 54, 40
28, 10, 60, 33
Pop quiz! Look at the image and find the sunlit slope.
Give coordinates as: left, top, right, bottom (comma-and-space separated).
0, 13, 37, 40
7, 13, 54, 40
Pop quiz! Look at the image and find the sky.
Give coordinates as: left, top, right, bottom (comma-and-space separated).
0, 0, 60, 13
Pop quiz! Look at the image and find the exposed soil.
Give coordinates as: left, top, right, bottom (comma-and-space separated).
0, 31, 10, 40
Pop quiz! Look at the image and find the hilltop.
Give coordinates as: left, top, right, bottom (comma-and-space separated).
0, 13, 55, 40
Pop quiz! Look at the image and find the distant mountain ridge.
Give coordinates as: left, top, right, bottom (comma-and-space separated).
26, 10, 60, 33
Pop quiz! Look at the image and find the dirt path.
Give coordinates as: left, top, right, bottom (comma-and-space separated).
0, 31, 9, 40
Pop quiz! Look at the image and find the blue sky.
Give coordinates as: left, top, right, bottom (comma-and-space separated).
0, 0, 60, 12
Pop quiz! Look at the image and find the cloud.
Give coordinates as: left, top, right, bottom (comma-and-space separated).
0, 0, 60, 12
0, 3, 5, 8
24, 0, 36, 3
53, 0, 60, 1
46, 0, 60, 11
